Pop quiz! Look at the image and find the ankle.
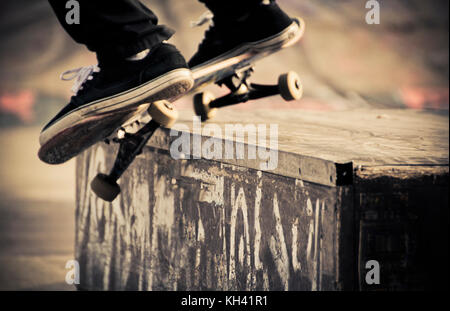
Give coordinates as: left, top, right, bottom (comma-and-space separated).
96, 48, 151, 68
203, 0, 264, 23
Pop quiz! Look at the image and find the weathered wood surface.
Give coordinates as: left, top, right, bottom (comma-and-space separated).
76, 145, 354, 291
355, 166, 449, 290
169, 109, 448, 166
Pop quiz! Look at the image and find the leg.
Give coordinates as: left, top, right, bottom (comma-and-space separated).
48, 0, 174, 61
40, 1, 193, 151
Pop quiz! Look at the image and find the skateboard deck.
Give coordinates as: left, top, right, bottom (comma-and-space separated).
38, 17, 305, 201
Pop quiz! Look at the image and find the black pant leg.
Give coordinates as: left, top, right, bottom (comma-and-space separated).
48, 0, 174, 60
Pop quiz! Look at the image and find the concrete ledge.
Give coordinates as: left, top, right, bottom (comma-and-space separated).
75, 109, 448, 290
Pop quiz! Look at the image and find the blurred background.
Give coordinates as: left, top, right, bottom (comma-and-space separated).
0, 0, 448, 290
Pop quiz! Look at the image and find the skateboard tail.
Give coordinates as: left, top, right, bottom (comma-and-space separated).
38, 110, 137, 165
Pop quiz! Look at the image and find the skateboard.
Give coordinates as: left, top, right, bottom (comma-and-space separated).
38, 17, 305, 202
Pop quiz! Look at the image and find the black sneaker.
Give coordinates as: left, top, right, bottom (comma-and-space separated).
189, 1, 298, 68
40, 43, 193, 146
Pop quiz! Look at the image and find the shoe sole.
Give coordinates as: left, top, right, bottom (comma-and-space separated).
192, 17, 305, 71
39, 68, 194, 147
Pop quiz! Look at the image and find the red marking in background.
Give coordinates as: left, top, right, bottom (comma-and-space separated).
0, 90, 36, 123
400, 87, 449, 110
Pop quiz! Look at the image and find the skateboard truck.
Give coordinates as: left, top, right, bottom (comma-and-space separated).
90, 101, 178, 202
194, 68, 303, 122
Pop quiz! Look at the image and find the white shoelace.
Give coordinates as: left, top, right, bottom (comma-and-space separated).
60, 65, 100, 94
190, 11, 214, 27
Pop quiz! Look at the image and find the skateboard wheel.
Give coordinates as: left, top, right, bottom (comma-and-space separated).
91, 174, 121, 202
193, 91, 217, 122
278, 71, 303, 101
148, 100, 178, 128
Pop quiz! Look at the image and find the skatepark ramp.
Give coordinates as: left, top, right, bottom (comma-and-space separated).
75, 109, 448, 291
